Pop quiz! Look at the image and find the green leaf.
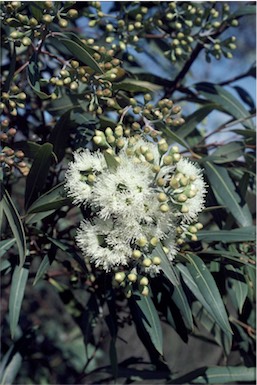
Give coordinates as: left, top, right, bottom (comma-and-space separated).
0, 238, 16, 258
197, 226, 256, 242
47, 238, 88, 274
3, 44, 16, 93
203, 142, 245, 164
177, 104, 216, 139
199, 248, 255, 268
104, 151, 120, 170
195, 82, 254, 129
171, 281, 193, 330
13, 141, 41, 159
0, 345, 22, 385
113, 79, 161, 93
152, 243, 179, 286
192, 302, 232, 355
183, 254, 232, 335
26, 182, 70, 217
229, 5, 256, 18
9, 264, 30, 339
176, 263, 217, 321
48, 110, 76, 162
204, 162, 252, 227
25, 143, 54, 210
169, 366, 256, 384
27, 54, 52, 99
233, 86, 255, 110
1, 186, 26, 266
33, 254, 53, 286
60, 39, 104, 74
132, 292, 163, 355
225, 265, 248, 313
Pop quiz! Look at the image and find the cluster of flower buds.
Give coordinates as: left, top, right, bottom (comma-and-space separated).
0, 123, 29, 176
113, 270, 151, 298
85, 2, 238, 63
2, 1, 79, 37
1, 86, 27, 117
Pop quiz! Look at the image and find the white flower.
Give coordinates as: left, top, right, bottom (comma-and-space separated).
91, 153, 154, 221
175, 158, 207, 222
76, 218, 131, 271
65, 149, 106, 205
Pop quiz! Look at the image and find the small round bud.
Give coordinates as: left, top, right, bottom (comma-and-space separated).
140, 277, 149, 286
150, 237, 159, 247
172, 153, 181, 162
157, 178, 165, 187
141, 286, 149, 296
152, 256, 161, 265
181, 205, 189, 213
17, 92, 26, 100
151, 165, 160, 173
195, 223, 203, 230
180, 176, 188, 186
67, 9, 78, 18
157, 193, 167, 202
42, 14, 53, 24
169, 178, 179, 189
163, 155, 172, 165
71, 60, 79, 69
132, 250, 142, 259
145, 151, 154, 162
188, 225, 197, 234
128, 273, 137, 282
191, 235, 198, 242
160, 204, 169, 213
142, 258, 152, 267
162, 246, 169, 254
177, 194, 187, 203
87, 174, 96, 183
70, 81, 79, 90
22, 37, 32, 46
114, 272, 126, 283
137, 237, 148, 248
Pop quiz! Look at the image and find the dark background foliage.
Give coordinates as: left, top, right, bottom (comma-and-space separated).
0, 1, 256, 384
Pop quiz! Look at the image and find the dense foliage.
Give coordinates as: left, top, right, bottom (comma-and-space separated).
0, 1, 256, 384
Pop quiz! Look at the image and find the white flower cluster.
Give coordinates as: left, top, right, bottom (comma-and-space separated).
65, 133, 207, 283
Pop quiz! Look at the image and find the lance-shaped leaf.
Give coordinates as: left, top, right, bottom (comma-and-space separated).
60, 38, 104, 74
197, 226, 256, 242
1, 186, 26, 266
170, 276, 193, 330
0, 238, 16, 258
26, 182, 71, 218
0, 344, 22, 385
25, 143, 54, 210
204, 162, 252, 227
194, 82, 254, 129
9, 264, 30, 339
225, 265, 248, 314
183, 254, 232, 335
169, 366, 256, 384
177, 104, 216, 140
27, 54, 52, 99
131, 292, 163, 355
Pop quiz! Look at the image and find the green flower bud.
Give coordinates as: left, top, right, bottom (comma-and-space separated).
128, 273, 137, 282
132, 250, 142, 259
42, 14, 53, 24
188, 225, 197, 234
163, 155, 173, 165
67, 9, 78, 18
181, 204, 189, 213
177, 194, 187, 203
140, 277, 149, 286
59, 18, 68, 28
150, 237, 159, 247
151, 165, 161, 173
172, 153, 181, 162
22, 37, 32, 46
145, 151, 154, 162
114, 272, 126, 283
142, 258, 152, 267
141, 285, 149, 296
160, 203, 169, 213
152, 256, 161, 265
195, 222, 203, 230
137, 237, 148, 248
157, 192, 167, 202
157, 178, 165, 187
